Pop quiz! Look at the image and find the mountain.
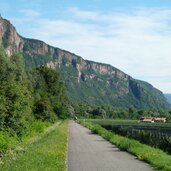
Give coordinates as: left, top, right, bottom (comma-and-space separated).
0, 16, 169, 109
164, 94, 171, 104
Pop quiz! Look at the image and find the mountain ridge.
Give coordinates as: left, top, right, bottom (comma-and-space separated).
0, 16, 169, 109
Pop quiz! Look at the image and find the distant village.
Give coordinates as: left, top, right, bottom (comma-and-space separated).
140, 117, 166, 123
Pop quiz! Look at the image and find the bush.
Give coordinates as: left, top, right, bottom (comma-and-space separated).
30, 121, 46, 133
0, 131, 18, 153
22, 121, 50, 138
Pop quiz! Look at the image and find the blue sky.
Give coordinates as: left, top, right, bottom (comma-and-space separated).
1, 0, 171, 93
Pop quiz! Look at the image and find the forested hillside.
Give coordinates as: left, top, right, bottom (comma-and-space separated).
165, 94, 171, 104
0, 16, 169, 109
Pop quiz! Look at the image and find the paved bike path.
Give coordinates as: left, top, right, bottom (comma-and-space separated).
68, 121, 153, 171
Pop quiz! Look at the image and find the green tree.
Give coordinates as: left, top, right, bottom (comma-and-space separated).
0, 49, 33, 135
29, 66, 69, 120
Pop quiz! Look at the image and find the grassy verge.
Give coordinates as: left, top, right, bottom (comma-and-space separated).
0, 121, 68, 171
79, 121, 171, 171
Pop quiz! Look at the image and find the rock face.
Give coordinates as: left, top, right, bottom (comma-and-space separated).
0, 16, 169, 108
0, 16, 23, 55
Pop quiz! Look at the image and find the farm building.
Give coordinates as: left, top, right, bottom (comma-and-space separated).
140, 117, 154, 123
154, 117, 166, 123
139, 117, 166, 123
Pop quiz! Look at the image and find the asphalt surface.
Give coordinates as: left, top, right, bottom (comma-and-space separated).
68, 121, 154, 171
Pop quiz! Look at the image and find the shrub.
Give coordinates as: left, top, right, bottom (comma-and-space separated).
22, 121, 50, 138
30, 121, 46, 133
0, 131, 18, 153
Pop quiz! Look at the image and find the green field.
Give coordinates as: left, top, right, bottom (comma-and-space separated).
82, 119, 138, 124
82, 118, 171, 126
0, 121, 68, 171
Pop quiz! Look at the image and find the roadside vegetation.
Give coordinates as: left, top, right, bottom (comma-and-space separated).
0, 121, 50, 156
79, 120, 171, 171
0, 48, 69, 169
0, 121, 68, 171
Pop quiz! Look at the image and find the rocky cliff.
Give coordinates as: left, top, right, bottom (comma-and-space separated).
0, 16, 169, 108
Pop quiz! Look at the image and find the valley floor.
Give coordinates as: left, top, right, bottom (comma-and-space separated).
68, 121, 153, 171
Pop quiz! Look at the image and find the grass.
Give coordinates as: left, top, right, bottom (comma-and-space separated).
82, 119, 138, 124
82, 118, 171, 128
0, 121, 68, 171
79, 120, 171, 171
0, 121, 51, 155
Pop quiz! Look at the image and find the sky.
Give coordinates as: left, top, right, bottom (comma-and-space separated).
1, 0, 171, 93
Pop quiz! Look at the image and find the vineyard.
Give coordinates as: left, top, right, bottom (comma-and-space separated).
89, 120, 171, 154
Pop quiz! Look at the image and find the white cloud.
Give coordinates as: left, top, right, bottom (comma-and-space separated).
13, 8, 171, 93
68, 7, 100, 20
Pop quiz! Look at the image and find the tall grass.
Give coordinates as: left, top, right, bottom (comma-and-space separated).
0, 121, 50, 156
0, 121, 68, 171
79, 121, 171, 171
